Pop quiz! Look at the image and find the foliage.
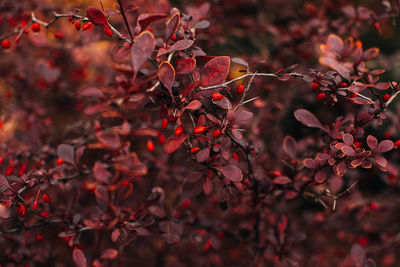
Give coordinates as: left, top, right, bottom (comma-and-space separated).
0, 0, 400, 266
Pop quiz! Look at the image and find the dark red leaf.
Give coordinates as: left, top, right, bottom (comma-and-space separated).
363, 47, 379, 60
350, 244, 366, 266
93, 163, 112, 183
273, 176, 292, 184
303, 158, 319, 169
100, 248, 118, 260
283, 136, 297, 159
294, 109, 328, 132
366, 135, 378, 150
163, 136, 187, 154
196, 147, 210, 162
158, 61, 175, 97
374, 82, 390, 90
327, 34, 343, 54
200, 56, 230, 87
73, 248, 87, 267
96, 131, 121, 150
341, 145, 356, 156
0, 175, 9, 188
185, 100, 201, 110
79, 87, 104, 98
57, 144, 75, 165
314, 170, 327, 183
176, 58, 196, 74
168, 39, 195, 53
182, 80, 200, 98
377, 140, 394, 153
131, 31, 155, 76
203, 178, 212, 195
343, 134, 354, 146
214, 165, 242, 182
159, 221, 183, 244
165, 13, 180, 40
137, 13, 168, 30
214, 96, 232, 110
87, 6, 109, 27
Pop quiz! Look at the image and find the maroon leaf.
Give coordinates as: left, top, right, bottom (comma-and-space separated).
343, 134, 354, 146
163, 136, 187, 154
79, 87, 104, 98
350, 244, 366, 266
327, 34, 343, 55
176, 58, 196, 74
303, 158, 319, 169
203, 178, 212, 195
185, 100, 201, 110
314, 170, 327, 183
377, 140, 394, 153
100, 248, 118, 260
159, 221, 183, 244
366, 135, 378, 150
87, 6, 109, 27
168, 39, 195, 53
196, 147, 210, 162
95, 185, 109, 204
165, 13, 180, 40
158, 61, 175, 97
57, 144, 75, 165
200, 56, 230, 87
97, 131, 121, 150
214, 96, 232, 110
0, 175, 9, 188
363, 47, 379, 60
181, 179, 203, 200
73, 248, 87, 267
131, 31, 155, 76
294, 109, 328, 132
182, 80, 200, 98
283, 136, 297, 159
137, 13, 168, 30
273, 176, 292, 185
93, 163, 112, 183
214, 165, 242, 182
374, 82, 390, 90
233, 107, 253, 124
374, 156, 387, 168
341, 145, 356, 156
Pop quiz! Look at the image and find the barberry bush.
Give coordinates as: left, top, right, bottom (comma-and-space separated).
1, 0, 400, 266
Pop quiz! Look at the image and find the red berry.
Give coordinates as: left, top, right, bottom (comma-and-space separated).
316, 92, 326, 100
350, 93, 358, 98
31, 22, 40, 32
383, 93, 390, 101
175, 126, 183, 137
232, 152, 240, 162
211, 92, 223, 101
236, 84, 245, 94
5, 167, 13, 176
212, 129, 221, 138
0, 157, 3, 164
36, 234, 44, 242
40, 211, 49, 217
394, 139, 400, 148
384, 132, 391, 139
56, 157, 63, 165
68, 16, 73, 22
369, 202, 378, 211
17, 204, 26, 217
203, 240, 211, 251
190, 147, 200, 154
171, 33, 177, 41
104, 27, 113, 37
41, 194, 51, 204
357, 236, 369, 247
182, 199, 190, 207
338, 82, 347, 88
193, 126, 207, 134
311, 83, 319, 91
82, 22, 92, 31
147, 140, 155, 152
1, 39, 11, 50
161, 119, 168, 129
121, 179, 130, 186
32, 201, 38, 211
74, 21, 81, 31
54, 33, 63, 40
158, 134, 166, 145
354, 141, 362, 148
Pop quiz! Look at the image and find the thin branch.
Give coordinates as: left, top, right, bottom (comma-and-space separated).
117, 0, 133, 40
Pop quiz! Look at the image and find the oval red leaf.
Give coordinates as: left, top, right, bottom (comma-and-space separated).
163, 136, 187, 154
176, 58, 196, 74
165, 13, 180, 40
73, 248, 87, 267
100, 248, 118, 260
294, 109, 328, 132
158, 61, 175, 97
131, 31, 155, 76
377, 140, 394, 153
214, 165, 242, 182
273, 176, 292, 185
200, 56, 230, 87
87, 6, 109, 27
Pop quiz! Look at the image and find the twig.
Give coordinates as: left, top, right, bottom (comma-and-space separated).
117, 0, 133, 40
